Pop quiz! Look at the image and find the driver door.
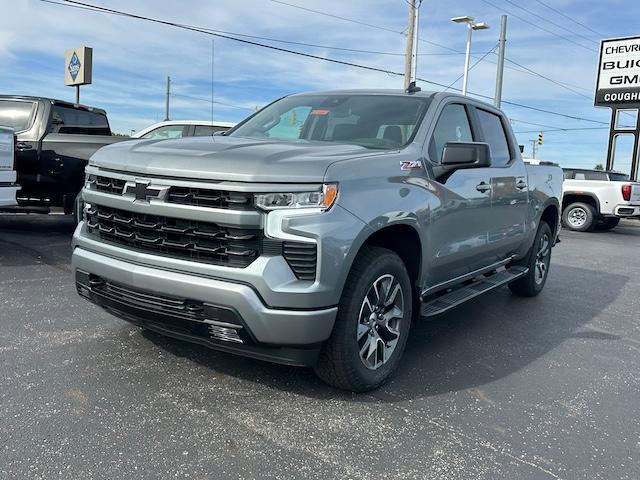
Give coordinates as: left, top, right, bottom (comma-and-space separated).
423, 102, 495, 287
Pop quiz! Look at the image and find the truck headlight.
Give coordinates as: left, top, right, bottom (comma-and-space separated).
255, 184, 338, 211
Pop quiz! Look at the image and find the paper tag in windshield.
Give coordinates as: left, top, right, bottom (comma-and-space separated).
310, 109, 330, 115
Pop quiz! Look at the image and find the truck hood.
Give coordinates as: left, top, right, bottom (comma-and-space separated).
90, 135, 387, 183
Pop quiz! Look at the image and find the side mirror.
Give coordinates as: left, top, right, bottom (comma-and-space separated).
441, 142, 491, 169
519, 144, 525, 153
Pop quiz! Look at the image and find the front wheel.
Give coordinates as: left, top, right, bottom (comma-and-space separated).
509, 221, 553, 297
315, 246, 412, 392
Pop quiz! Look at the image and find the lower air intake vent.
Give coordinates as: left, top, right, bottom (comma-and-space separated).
282, 242, 317, 281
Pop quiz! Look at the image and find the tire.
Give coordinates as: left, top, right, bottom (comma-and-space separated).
598, 217, 620, 231
509, 221, 553, 297
562, 202, 596, 232
315, 246, 412, 392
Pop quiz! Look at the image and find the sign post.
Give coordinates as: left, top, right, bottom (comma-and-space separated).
595, 36, 640, 180
64, 46, 93, 104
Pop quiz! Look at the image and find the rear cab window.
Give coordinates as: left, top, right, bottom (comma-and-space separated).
0, 100, 37, 133
574, 171, 608, 181
193, 125, 231, 136
49, 105, 110, 135
141, 125, 187, 139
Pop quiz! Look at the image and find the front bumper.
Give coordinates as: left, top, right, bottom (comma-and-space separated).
73, 247, 337, 366
614, 205, 640, 217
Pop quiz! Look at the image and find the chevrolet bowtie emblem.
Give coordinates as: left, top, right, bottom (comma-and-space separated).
124, 181, 167, 202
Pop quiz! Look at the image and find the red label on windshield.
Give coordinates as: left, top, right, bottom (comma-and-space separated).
310, 109, 330, 115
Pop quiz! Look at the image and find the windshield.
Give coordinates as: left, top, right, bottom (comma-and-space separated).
229, 94, 431, 149
0, 100, 36, 132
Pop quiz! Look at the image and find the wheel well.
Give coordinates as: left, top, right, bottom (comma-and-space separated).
562, 194, 599, 214
541, 204, 559, 238
362, 225, 421, 289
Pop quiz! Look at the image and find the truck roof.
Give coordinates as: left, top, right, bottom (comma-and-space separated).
0, 95, 107, 115
289, 89, 439, 98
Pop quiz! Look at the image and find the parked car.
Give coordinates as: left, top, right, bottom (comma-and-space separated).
0, 95, 127, 217
131, 120, 236, 139
72, 89, 562, 392
562, 168, 640, 231
0, 126, 19, 206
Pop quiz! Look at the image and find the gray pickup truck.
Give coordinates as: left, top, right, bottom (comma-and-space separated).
72, 90, 562, 391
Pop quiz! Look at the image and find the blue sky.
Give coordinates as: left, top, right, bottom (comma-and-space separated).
1, 0, 639, 171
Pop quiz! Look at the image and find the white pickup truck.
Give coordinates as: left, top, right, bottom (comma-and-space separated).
562, 168, 640, 231
0, 126, 19, 206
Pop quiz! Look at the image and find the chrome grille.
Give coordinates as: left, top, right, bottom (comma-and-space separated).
168, 187, 254, 210
88, 175, 127, 195
85, 204, 261, 267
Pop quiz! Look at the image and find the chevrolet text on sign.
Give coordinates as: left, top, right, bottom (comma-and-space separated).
595, 35, 640, 106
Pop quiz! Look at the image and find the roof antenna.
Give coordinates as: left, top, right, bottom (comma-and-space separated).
406, 81, 421, 94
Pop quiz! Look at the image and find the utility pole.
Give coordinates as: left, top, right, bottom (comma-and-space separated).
403, 0, 416, 91
530, 139, 537, 159
413, 4, 420, 82
164, 76, 171, 121
494, 15, 507, 108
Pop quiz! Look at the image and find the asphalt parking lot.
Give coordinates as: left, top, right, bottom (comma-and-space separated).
1, 214, 639, 480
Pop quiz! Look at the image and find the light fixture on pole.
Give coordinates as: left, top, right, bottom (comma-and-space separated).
451, 16, 489, 96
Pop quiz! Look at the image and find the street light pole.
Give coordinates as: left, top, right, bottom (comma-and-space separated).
451, 16, 489, 96
462, 23, 473, 96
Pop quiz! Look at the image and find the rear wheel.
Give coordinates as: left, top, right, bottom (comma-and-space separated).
315, 246, 412, 392
509, 221, 552, 297
562, 202, 596, 232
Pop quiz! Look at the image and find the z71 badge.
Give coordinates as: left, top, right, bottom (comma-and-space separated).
400, 161, 423, 171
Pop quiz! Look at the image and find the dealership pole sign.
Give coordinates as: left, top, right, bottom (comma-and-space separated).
595, 36, 640, 106
64, 46, 93, 103
596, 36, 640, 180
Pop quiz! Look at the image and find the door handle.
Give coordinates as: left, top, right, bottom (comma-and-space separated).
16, 142, 32, 151
515, 178, 527, 190
476, 182, 491, 193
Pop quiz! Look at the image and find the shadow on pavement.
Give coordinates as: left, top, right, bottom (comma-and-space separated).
139, 263, 629, 402
0, 214, 75, 270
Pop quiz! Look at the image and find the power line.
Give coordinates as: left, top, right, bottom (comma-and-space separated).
444, 45, 499, 91
47, 0, 612, 126
502, 57, 592, 99
478, 0, 597, 52
533, 0, 606, 38
502, 0, 599, 47
270, 0, 404, 35
40, 0, 409, 57
171, 93, 255, 111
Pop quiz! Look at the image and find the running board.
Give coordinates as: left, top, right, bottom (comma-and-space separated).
420, 266, 528, 318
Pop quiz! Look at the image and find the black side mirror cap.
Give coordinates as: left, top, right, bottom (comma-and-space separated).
441, 142, 491, 168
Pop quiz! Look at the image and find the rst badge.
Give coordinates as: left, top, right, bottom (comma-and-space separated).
400, 160, 423, 171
